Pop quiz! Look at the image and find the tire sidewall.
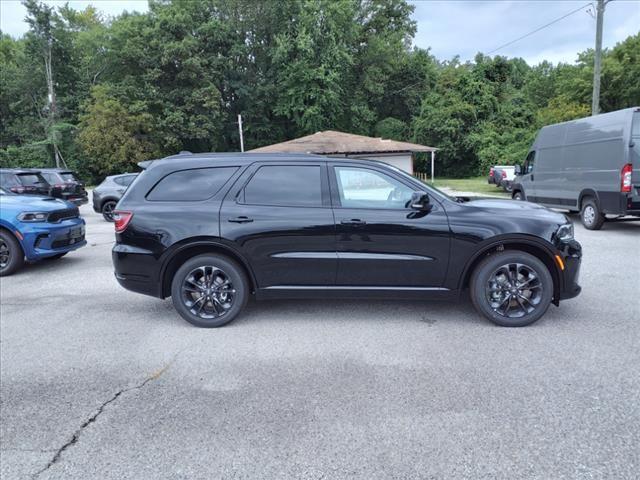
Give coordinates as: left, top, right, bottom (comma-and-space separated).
170, 254, 248, 328
470, 251, 553, 327
513, 191, 523, 201
580, 198, 604, 230
102, 201, 117, 222
0, 230, 24, 276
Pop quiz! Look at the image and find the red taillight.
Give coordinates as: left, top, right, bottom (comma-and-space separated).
489, 167, 494, 176
501, 170, 507, 178
621, 163, 632, 193
113, 210, 133, 233
10, 186, 25, 193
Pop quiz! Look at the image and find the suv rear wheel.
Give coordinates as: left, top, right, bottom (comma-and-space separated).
0, 230, 24, 276
580, 197, 605, 230
170, 254, 249, 328
470, 251, 553, 327
102, 200, 117, 222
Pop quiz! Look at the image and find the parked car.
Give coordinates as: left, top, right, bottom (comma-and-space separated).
488, 165, 516, 192
512, 106, 640, 230
0, 187, 86, 276
93, 173, 138, 221
0, 168, 51, 196
112, 152, 582, 328
39, 168, 88, 205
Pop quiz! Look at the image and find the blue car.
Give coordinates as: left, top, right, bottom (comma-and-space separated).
0, 187, 86, 276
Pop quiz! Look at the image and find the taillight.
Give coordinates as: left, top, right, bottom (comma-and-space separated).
113, 210, 133, 233
489, 167, 494, 176
621, 163, 632, 193
502, 170, 507, 178
10, 186, 25, 193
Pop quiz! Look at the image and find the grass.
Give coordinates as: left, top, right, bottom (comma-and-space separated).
430, 176, 509, 196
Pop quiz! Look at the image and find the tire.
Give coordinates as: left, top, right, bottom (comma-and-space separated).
502, 182, 513, 193
512, 191, 524, 201
170, 254, 249, 328
0, 230, 24, 276
470, 251, 553, 327
580, 197, 605, 230
102, 200, 117, 222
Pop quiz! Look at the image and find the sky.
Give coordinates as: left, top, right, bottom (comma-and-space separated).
1, 0, 639, 65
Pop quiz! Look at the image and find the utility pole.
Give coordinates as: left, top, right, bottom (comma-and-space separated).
591, 0, 607, 116
237, 114, 244, 152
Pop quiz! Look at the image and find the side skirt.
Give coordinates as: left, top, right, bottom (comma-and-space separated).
255, 285, 457, 301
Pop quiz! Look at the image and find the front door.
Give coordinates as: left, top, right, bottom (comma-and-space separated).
220, 162, 336, 288
329, 164, 450, 287
519, 150, 537, 200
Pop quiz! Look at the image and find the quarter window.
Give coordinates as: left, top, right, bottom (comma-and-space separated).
334, 167, 414, 209
243, 165, 322, 207
147, 167, 237, 201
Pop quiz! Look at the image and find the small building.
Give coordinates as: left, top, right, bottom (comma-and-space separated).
249, 130, 436, 176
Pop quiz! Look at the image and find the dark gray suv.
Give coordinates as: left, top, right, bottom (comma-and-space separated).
92, 173, 138, 221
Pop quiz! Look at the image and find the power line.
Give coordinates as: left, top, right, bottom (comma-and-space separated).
487, 2, 592, 55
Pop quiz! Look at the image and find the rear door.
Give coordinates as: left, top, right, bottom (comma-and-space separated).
329, 163, 450, 287
220, 162, 336, 288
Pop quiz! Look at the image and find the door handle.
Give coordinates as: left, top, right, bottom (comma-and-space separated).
531, 174, 534, 181
228, 216, 254, 223
341, 218, 366, 225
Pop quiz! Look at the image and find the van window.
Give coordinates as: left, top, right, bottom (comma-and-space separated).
633, 112, 640, 137
243, 165, 322, 207
523, 151, 536, 174
147, 167, 237, 201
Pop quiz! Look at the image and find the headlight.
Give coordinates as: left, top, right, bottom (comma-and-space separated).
556, 223, 574, 241
17, 212, 49, 222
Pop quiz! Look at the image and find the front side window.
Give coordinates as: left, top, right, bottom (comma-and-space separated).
147, 167, 238, 201
334, 166, 414, 209
524, 151, 536, 174
115, 175, 136, 187
60, 172, 78, 182
243, 165, 322, 207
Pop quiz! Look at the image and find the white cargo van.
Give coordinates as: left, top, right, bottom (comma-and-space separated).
512, 107, 640, 230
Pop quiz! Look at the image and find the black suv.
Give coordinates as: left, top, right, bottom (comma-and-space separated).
39, 168, 88, 205
0, 169, 51, 196
112, 153, 582, 328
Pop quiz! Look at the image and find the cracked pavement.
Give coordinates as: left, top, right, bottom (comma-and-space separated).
1, 199, 639, 479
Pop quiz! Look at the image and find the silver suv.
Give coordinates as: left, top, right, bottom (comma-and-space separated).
92, 173, 138, 221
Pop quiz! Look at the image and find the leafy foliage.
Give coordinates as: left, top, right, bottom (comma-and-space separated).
0, 0, 638, 182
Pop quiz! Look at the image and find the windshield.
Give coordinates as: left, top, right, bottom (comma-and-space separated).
60, 172, 78, 182
385, 164, 455, 201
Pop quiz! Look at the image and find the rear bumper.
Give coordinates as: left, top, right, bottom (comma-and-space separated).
557, 239, 582, 301
112, 244, 162, 298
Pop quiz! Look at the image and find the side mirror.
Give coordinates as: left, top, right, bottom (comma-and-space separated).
410, 191, 430, 210
514, 164, 522, 175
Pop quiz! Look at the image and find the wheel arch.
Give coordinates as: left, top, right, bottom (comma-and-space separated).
511, 183, 524, 199
159, 240, 257, 298
99, 196, 120, 210
459, 237, 561, 305
578, 189, 599, 209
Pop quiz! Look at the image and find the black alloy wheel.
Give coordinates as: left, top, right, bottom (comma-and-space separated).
0, 231, 24, 276
470, 251, 553, 327
102, 200, 117, 222
171, 254, 248, 327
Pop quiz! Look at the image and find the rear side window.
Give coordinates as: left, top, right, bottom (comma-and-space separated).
17, 174, 48, 186
115, 175, 136, 187
147, 167, 237, 201
0, 173, 20, 187
60, 172, 78, 182
242, 165, 322, 207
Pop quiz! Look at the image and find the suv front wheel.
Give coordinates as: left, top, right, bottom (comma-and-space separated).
170, 254, 249, 327
470, 251, 553, 327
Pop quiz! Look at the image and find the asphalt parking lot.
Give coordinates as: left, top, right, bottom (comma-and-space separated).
1, 201, 639, 479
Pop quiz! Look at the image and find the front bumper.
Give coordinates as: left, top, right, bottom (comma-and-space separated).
18, 218, 87, 261
557, 239, 582, 301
